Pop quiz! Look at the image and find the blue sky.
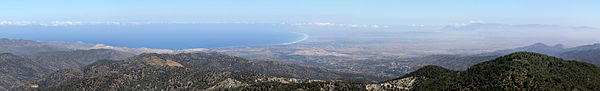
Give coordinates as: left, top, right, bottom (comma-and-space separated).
1, 0, 599, 27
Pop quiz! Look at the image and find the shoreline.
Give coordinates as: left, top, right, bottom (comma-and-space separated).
1, 32, 310, 54
199, 32, 310, 49
282, 32, 309, 45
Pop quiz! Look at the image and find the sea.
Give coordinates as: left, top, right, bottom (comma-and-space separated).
0, 24, 307, 49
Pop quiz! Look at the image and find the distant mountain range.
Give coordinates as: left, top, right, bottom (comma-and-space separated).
0, 38, 72, 55
559, 49, 600, 66
442, 23, 597, 31
0, 38, 207, 55
494, 43, 566, 56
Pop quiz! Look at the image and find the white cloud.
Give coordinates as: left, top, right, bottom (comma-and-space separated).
448, 20, 487, 27
292, 22, 385, 28
0, 21, 386, 28
408, 24, 426, 27
0, 21, 158, 26
0, 21, 38, 26
467, 20, 485, 24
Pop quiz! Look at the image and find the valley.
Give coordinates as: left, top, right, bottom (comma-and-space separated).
2, 38, 600, 90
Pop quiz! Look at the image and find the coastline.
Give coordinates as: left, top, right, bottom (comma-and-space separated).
282, 32, 309, 45
202, 32, 310, 49
93, 32, 308, 52
0, 31, 309, 54
89, 44, 208, 54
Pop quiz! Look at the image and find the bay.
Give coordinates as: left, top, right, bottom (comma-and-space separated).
0, 24, 305, 49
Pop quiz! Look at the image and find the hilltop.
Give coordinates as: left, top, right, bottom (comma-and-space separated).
385, 52, 600, 90
0, 49, 132, 90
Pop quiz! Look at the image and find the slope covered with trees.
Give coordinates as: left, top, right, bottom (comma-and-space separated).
0, 53, 50, 90
163, 53, 388, 81
0, 49, 133, 90
26, 52, 388, 90
230, 52, 600, 91
559, 49, 600, 66
22, 52, 600, 91
393, 52, 600, 91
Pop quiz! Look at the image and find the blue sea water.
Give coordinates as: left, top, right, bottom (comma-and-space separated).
0, 24, 305, 49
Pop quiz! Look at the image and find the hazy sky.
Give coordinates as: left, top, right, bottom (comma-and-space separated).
1, 0, 599, 27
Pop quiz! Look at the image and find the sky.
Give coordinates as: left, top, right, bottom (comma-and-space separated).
1, 0, 599, 27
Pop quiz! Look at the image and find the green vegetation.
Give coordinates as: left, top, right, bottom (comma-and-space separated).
27, 53, 378, 91
406, 52, 600, 91
234, 82, 366, 91
0, 49, 132, 90
560, 49, 600, 65
38, 67, 273, 91
19, 52, 600, 91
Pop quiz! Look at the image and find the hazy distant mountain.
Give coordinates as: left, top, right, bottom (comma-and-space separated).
559, 49, 600, 66
408, 42, 600, 71
551, 43, 600, 66
496, 43, 600, 66
442, 23, 595, 31
0, 38, 207, 55
565, 43, 600, 51
0, 49, 133, 90
377, 52, 600, 90
443, 23, 511, 31
26, 49, 134, 70
494, 43, 567, 56
409, 54, 500, 70
0, 38, 72, 55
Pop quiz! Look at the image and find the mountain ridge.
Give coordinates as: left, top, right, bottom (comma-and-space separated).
387, 52, 600, 90
412, 42, 600, 71
0, 49, 134, 90
23, 52, 390, 90
20, 52, 600, 90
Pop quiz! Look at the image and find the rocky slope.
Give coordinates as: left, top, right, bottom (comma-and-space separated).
366, 65, 456, 91
35, 52, 600, 91
157, 53, 388, 81
25, 49, 134, 70
0, 49, 133, 90
0, 53, 50, 90
26, 52, 370, 90
24, 52, 390, 90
